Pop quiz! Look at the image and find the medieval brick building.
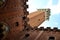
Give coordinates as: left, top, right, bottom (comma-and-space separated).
0, 0, 60, 40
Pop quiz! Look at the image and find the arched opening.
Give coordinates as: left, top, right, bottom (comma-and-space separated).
49, 36, 55, 40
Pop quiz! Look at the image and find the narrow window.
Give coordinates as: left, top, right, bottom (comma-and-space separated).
15, 22, 19, 26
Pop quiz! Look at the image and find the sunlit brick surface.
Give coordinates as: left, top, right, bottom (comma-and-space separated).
27, 11, 45, 28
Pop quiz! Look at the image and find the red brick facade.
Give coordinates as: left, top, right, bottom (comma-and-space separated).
19, 27, 60, 40
0, 0, 29, 40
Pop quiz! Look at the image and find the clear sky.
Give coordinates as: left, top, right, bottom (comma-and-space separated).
27, 0, 60, 29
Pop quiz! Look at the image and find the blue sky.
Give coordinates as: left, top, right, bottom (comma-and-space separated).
27, 0, 60, 29
52, 0, 58, 5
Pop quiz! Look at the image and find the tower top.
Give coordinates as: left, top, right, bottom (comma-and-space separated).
37, 8, 51, 20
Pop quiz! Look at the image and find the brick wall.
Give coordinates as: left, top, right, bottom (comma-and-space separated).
0, 0, 29, 40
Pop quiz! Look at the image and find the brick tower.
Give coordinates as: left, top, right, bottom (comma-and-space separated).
27, 9, 50, 28
0, 0, 29, 40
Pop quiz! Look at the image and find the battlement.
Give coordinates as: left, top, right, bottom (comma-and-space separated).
37, 9, 51, 20
34, 27, 60, 32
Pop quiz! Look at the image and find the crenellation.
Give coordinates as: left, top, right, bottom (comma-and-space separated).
39, 27, 44, 30
44, 27, 51, 31
53, 27, 58, 32
33, 27, 60, 32
24, 5, 28, 8
38, 27, 60, 32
